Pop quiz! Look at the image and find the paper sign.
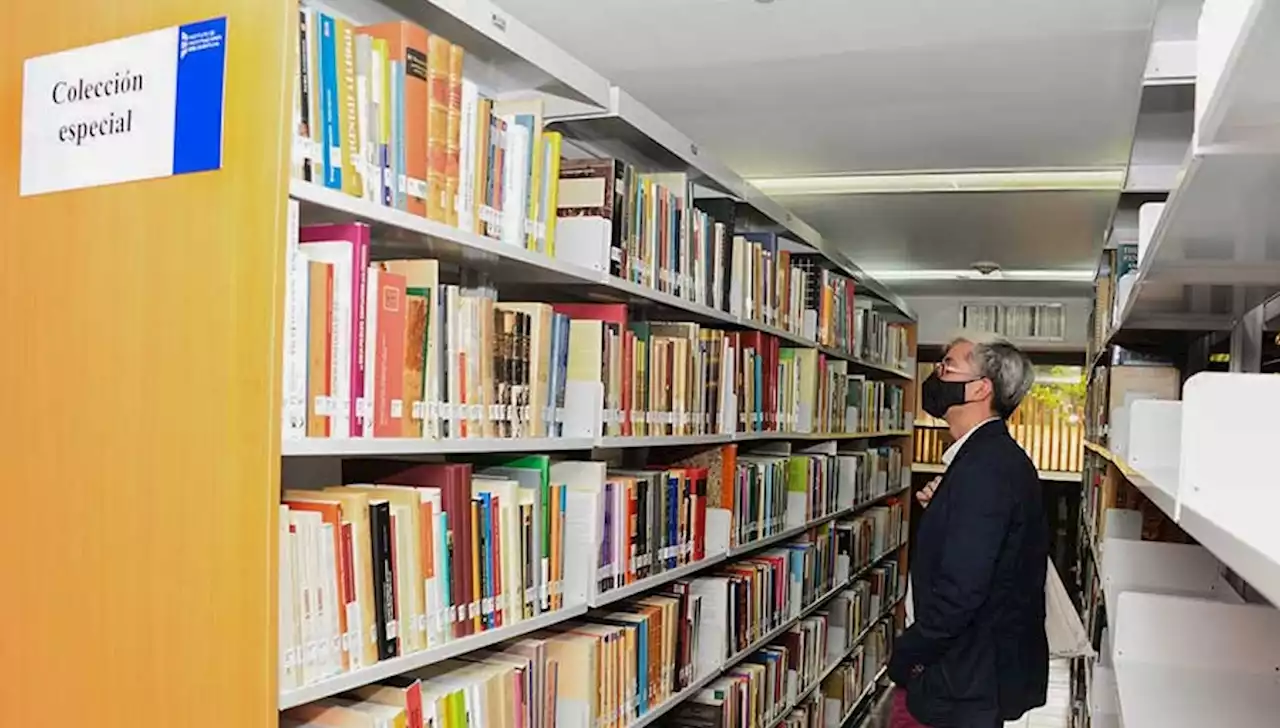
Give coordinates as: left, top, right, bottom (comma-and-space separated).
20, 16, 228, 196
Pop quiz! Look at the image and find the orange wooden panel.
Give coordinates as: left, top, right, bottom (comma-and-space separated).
0, 2, 293, 727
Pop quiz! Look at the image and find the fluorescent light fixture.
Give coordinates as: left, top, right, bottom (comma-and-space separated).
863, 269, 1097, 282
748, 168, 1127, 196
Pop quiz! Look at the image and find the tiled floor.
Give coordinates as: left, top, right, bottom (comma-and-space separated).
1005, 659, 1071, 728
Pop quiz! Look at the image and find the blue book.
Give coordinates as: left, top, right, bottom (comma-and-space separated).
318, 13, 341, 190
480, 492, 495, 629
666, 474, 678, 569
392, 61, 407, 210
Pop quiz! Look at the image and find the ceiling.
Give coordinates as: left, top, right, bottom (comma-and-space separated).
497, 0, 1172, 300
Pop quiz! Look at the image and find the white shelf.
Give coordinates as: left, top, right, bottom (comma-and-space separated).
1195, 0, 1280, 150
591, 494, 906, 609
911, 462, 1081, 482
283, 428, 914, 457
626, 667, 724, 728
292, 179, 914, 377
588, 552, 729, 608
1099, 0, 1280, 338
1112, 151, 1280, 332
545, 87, 914, 321
1112, 591, 1280, 728
1100, 539, 1241, 618
279, 506, 904, 712
278, 601, 589, 709
1089, 374, 1280, 608
728, 487, 909, 559
332, 0, 610, 113
769, 597, 902, 728
282, 435, 598, 456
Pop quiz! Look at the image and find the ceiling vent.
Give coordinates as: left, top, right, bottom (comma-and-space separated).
960, 301, 1066, 342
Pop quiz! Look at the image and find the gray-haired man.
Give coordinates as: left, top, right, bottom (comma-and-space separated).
888, 337, 1049, 728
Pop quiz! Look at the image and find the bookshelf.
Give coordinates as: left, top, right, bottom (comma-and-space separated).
1, 1, 918, 727
1074, 3, 1280, 726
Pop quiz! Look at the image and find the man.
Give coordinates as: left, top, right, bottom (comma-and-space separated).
888, 337, 1049, 728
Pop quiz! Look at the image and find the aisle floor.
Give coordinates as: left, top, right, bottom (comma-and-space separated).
868, 660, 1070, 728
1005, 659, 1071, 728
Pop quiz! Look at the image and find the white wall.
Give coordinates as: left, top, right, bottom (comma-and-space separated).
906, 295, 1092, 350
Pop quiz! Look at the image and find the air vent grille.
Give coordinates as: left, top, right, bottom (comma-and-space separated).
960, 302, 1066, 341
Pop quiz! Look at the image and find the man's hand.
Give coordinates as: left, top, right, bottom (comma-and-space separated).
916, 476, 941, 508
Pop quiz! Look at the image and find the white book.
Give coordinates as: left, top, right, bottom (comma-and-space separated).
279, 505, 301, 689
362, 266, 382, 438
500, 118, 531, 248
288, 510, 318, 684
317, 521, 342, 676
456, 80, 479, 233
282, 200, 309, 440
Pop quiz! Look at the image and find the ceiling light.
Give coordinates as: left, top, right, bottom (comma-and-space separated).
862, 268, 1097, 282
747, 168, 1127, 196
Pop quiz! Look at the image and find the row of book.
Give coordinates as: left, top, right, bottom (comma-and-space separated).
281, 633, 561, 728
662, 573, 902, 728
282, 220, 913, 443
279, 484, 905, 726
287, 8, 912, 377
664, 443, 907, 555
280, 441, 907, 691
279, 456, 574, 690
292, 5, 564, 254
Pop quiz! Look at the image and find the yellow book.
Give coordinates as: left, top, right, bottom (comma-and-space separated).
445, 43, 465, 227
540, 131, 562, 255
375, 38, 392, 197
426, 34, 451, 222
336, 485, 427, 653
336, 18, 363, 198
472, 97, 493, 236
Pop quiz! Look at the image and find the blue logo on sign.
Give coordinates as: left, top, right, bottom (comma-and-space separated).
172, 16, 227, 175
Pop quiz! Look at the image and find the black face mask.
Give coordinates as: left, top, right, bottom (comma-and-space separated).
920, 372, 980, 419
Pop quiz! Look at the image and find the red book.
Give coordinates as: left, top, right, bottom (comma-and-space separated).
369, 268, 407, 437
621, 330, 633, 436
687, 467, 708, 561
550, 303, 627, 326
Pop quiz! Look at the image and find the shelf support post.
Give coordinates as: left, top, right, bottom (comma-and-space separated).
1229, 301, 1265, 373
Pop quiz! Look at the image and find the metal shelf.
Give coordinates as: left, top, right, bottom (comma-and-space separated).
278, 602, 589, 709
283, 427, 915, 457
545, 86, 914, 320
912, 462, 1082, 482
1195, 0, 1280, 151
292, 179, 914, 377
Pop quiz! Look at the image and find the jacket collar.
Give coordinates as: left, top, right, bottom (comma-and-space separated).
943, 418, 1007, 473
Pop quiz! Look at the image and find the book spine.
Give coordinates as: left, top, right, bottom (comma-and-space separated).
445, 43, 464, 227
337, 18, 362, 198
318, 13, 342, 190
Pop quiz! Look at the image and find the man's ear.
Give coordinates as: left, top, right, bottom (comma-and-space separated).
968, 377, 994, 403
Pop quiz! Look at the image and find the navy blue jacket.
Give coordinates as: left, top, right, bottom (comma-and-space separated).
889, 420, 1049, 727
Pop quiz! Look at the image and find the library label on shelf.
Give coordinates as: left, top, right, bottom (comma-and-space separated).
20, 16, 228, 197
